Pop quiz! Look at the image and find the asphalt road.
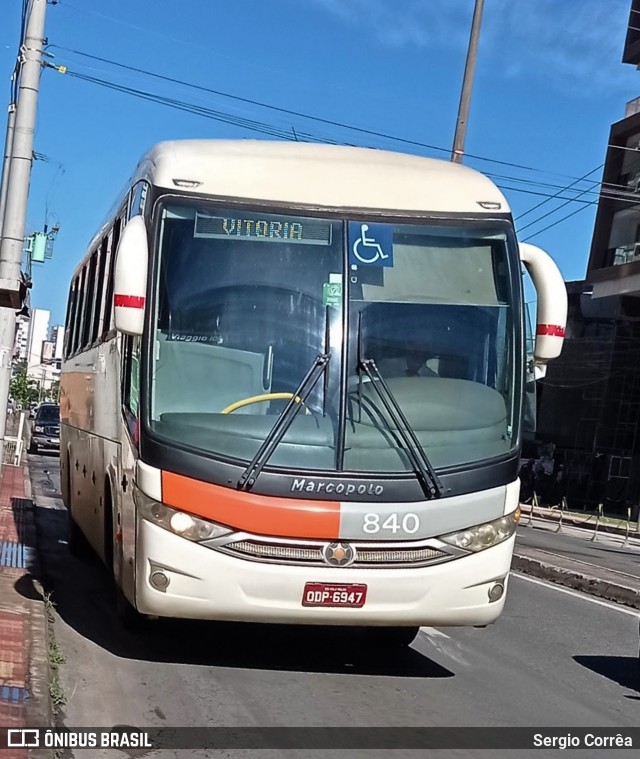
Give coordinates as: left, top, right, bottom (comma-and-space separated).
515, 519, 640, 580
28, 453, 640, 758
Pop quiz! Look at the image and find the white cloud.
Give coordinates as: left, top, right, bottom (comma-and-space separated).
309, 0, 638, 95
310, 0, 469, 48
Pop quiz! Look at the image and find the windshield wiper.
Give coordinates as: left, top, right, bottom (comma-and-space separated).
237, 352, 331, 491
358, 358, 443, 499
355, 314, 443, 499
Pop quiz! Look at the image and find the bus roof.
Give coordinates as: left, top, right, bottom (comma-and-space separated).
133, 140, 511, 215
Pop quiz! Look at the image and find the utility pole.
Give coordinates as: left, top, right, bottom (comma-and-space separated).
0, 0, 48, 467
451, 0, 485, 164
0, 104, 17, 238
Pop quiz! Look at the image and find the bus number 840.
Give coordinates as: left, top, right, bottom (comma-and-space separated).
362, 513, 420, 535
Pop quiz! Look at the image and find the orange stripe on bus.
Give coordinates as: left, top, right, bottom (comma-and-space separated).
161, 471, 341, 539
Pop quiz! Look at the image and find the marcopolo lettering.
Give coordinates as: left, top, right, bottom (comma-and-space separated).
291, 478, 384, 497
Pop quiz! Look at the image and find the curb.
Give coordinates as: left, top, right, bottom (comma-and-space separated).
21, 492, 55, 755
26, 576, 53, 759
512, 553, 640, 610
22, 463, 55, 755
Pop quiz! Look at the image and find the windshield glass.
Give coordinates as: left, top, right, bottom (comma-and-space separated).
149, 203, 520, 474
150, 203, 343, 469
344, 222, 518, 472
37, 405, 60, 424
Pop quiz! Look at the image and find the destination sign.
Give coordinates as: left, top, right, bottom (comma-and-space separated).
194, 212, 332, 246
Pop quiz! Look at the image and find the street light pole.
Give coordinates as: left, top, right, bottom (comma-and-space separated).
0, 0, 48, 468
451, 0, 485, 164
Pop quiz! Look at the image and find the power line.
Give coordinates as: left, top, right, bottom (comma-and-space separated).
53, 47, 454, 155
515, 178, 640, 238
514, 165, 604, 221
52, 64, 640, 224
516, 178, 601, 234
51, 45, 608, 181
61, 69, 348, 145
52, 47, 640, 204
487, 168, 628, 203
522, 202, 592, 242
51, 59, 640, 248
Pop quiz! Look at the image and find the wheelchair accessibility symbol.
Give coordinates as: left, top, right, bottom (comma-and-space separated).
348, 222, 394, 267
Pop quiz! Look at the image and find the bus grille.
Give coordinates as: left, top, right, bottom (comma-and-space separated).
217, 539, 450, 568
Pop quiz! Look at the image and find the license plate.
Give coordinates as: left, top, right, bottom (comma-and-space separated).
49, 438, 59, 444
302, 583, 367, 608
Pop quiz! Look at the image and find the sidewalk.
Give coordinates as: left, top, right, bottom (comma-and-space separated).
0, 463, 49, 758
513, 509, 640, 610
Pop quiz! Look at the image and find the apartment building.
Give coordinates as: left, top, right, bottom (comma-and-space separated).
537, 0, 640, 514
12, 309, 64, 395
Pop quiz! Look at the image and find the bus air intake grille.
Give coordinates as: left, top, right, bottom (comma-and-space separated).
356, 547, 445, 565
224, 541, 322, 563
217, 540, 450, 568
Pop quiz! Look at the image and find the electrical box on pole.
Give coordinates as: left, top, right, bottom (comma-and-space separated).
30, 232, 47, 263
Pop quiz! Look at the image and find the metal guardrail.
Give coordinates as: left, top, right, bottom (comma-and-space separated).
520, 496, 639, 544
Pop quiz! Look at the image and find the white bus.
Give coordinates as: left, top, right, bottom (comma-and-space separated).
60, 140, 566, 644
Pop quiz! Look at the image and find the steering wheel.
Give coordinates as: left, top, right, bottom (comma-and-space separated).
221, 392, 312, 415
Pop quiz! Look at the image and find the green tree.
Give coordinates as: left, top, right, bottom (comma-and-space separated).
44, 380, 60, 402
9, 362, 39, 408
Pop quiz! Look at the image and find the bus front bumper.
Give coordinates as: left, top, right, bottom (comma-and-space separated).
135, 519, 515, 627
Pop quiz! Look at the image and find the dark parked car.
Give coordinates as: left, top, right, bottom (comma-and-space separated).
28, 403, 60, 454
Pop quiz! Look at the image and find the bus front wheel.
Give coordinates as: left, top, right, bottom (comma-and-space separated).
114, 586, 148, 631
104, 486, 147, 631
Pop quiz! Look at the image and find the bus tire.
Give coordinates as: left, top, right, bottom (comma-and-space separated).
104, 483, 147, 631
67, 508, 91, 558
364, 626, 419, 648
114, 586, 147, 631
66, 464, 91, 558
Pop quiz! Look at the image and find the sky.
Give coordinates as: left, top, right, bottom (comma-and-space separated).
1, 0, 639, 327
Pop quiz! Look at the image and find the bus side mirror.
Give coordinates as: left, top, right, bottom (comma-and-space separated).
113, 216, 149, 336
519, 242, 567, 379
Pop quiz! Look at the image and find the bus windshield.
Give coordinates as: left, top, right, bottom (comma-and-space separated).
149, 202, 520, 473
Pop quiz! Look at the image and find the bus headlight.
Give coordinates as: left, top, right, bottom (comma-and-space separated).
136, 491, 232, 542
440, 509, 520, 553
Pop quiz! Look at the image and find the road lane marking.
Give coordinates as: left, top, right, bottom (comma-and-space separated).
419, 627, 450, 639
513, 573, 640, 617
418, 627, 470, 666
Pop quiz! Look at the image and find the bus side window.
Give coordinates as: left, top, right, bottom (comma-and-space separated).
91, 237, 108, 345
64, 277, 79, 358
129, 181, 147, 219
72, 266, 88, 355
121, 335, 141, 443
102, 216, 123, 341
83, 251, 98, 348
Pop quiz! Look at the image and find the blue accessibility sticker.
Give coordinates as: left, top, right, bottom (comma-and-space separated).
348, 222, 394, 267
